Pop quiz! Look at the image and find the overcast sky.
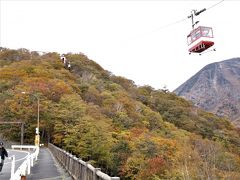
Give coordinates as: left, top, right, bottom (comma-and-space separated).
1, 0, 239, 91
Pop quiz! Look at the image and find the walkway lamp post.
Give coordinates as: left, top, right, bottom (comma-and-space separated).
21, 92, 40, 146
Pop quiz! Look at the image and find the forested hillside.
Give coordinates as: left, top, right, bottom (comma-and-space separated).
0, 48, 240, 179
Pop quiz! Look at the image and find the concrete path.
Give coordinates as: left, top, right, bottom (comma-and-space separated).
27, 148, 71, 180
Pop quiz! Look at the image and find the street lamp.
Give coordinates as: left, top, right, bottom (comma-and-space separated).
21, 91, 40, 146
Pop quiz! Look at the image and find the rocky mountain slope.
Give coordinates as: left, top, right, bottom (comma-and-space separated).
174, 58, 240, 126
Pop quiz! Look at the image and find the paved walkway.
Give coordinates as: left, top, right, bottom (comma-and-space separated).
28, 148, 71, 180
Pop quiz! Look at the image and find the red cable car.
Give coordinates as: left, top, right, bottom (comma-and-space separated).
187, 9, 215, 55
187, 26, 214, 54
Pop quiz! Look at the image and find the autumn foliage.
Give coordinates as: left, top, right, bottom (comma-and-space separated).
0, 48, 240, 179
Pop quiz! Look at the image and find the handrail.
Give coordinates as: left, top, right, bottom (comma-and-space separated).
48, 143, 120, 180
12, 145, 37, 151
10, 145, 39, 180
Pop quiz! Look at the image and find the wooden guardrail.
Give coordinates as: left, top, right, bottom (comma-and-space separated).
48, 143, 120, 180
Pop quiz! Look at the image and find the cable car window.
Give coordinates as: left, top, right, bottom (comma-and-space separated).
187, 34, 192, 45
209, 29, 213, 37
201, 27, 213, 38
191, 28, 201, 41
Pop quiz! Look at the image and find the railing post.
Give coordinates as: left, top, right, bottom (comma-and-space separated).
94, 168, 101, 180
72, 156, 78, 179
30, 154, 34, 167
69, 154, 73, 177
10, 155, 15, 179
85, 162, 89, 180
20, 162, 26, 177
27, 156, 31, 174
66, 152, 69, 172
78, 159, 84, 180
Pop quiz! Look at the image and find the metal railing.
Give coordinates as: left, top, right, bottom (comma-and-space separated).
48, 143, 120, 180
10, 145, 39, 180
